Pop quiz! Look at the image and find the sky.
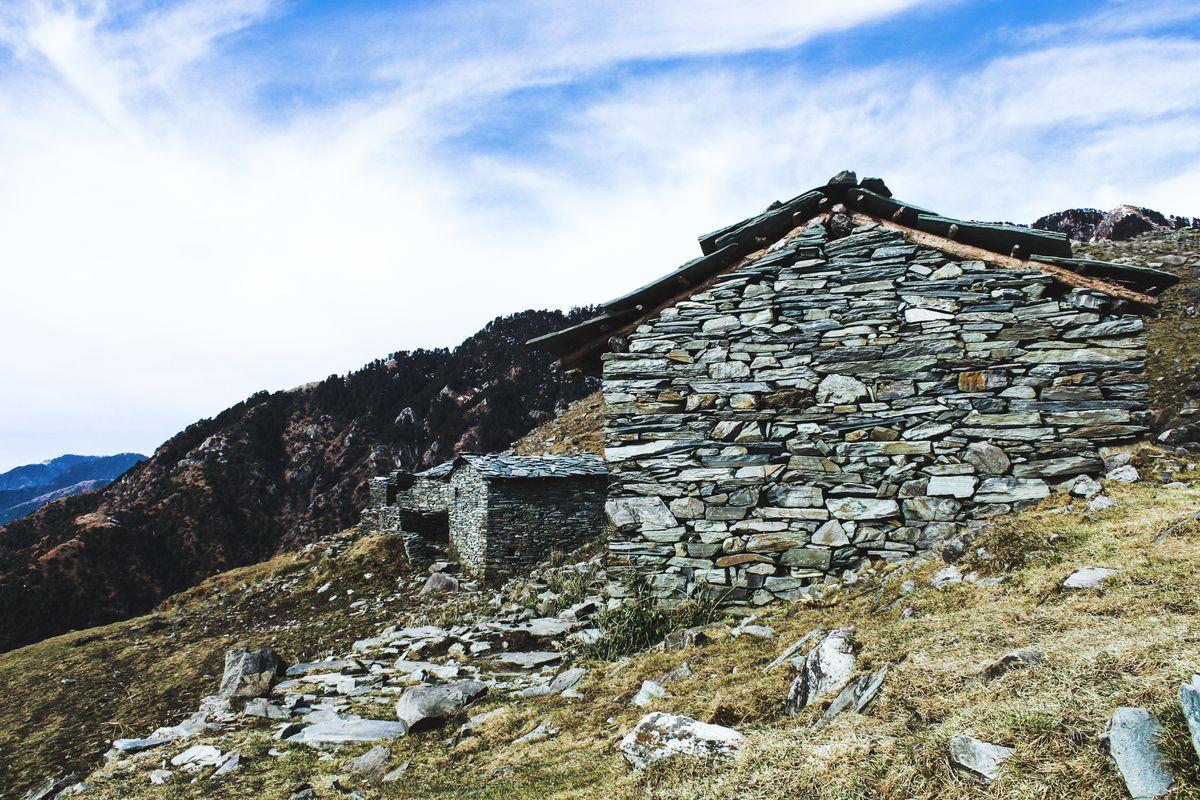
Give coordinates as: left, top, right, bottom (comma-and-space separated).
1, 0, 1200, 471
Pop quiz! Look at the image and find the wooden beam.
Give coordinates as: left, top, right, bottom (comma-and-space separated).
852, 213, 1158, 307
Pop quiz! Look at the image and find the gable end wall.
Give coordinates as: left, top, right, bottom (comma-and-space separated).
602, 223, 1148, 606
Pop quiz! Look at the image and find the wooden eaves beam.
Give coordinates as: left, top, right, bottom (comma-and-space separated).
852, 213, 1158, 307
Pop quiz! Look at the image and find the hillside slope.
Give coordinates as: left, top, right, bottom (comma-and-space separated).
3, 449, 1198, 799
0, 310, 597, 653
0, 454, 146, 525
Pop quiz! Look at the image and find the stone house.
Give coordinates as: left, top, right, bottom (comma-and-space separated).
366, 454, 608, 581
529, 171, 1179, 607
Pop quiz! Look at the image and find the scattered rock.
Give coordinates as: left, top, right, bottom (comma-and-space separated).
618, 712, 744, 770
655, 661, 693, 685
1102, 707, 1176, 799
1062, 567, 1118, 590
419, 573, 460, 594
948, 734, 1015, 785
110, 736, 171, 755
394, 680, 488, 733
1180, 675, 1200, 762
632, 680, 670, 707
1106, 465, 1140, 483
1070, 475, 1103, 498
344, 745, 392, 785
211, 751, 240, 779
21, 774, 82, 800
787, 628, 856, 712
983, 650, 1045, 681
931, 565, 963, 589
763, 630, 824, 673
814, 664, 889, 731
512, 722, 559, 745
290, 718, 409, 744
218, 648, 285, 699
170, 744, 224, 770
489, 651, 562, 669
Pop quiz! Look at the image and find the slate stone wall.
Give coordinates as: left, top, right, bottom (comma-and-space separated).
603, 221, 1148, 607
483, 477, 609, 582
448, 468, 489, 572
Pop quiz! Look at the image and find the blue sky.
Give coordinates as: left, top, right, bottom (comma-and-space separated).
1, 0, 1199, 470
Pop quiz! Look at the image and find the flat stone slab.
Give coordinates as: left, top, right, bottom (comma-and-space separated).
111, 736, 172, 753
1062, 567, 1118, 589
1102, 707, 1176, 799
286, 659, 360, 677
489, 651, 563, 669
289, 718, 409, 745
1179, 676, 1200, 763
948, 734, 1015, 784
619, 712, 743, 769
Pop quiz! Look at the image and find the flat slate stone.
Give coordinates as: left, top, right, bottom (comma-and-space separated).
289, 718, 409, 745
948, 734, 1015, 785
1179, 675, 1200, 762
619, 712, 743, 770
1102, 707, 1176, 799
1062, 567, 1118, 589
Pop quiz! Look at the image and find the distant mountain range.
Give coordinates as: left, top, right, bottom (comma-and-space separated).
0, 454, 146, 525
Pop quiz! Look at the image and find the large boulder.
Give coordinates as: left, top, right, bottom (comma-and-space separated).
786, 628, 856, 712
218, 648, 285, 699
619, 712, 743, 769
394, 680, 488, 733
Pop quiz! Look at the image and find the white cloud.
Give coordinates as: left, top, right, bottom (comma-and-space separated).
0, 0, 1198, 470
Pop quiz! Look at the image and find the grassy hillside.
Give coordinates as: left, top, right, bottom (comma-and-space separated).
6, 449, 1200, 799
0, 530, 427, 795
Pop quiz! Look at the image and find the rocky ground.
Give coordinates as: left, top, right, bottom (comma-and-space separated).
9, 445, 1200, 800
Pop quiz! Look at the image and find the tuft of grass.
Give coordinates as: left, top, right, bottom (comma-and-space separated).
580, 588, 724, 660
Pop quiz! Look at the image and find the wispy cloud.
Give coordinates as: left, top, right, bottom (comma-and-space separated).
0, 0, 1197, 470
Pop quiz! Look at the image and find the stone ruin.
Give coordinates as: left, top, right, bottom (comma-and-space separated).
529, 171, 1180, 608
364, 454, 608, 582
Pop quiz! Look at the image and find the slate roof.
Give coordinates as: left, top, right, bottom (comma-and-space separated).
527, 171, 1180, 364
417, 454, 608, 480
414, 461, 456, 479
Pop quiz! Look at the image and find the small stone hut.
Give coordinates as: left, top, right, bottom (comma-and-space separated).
367, 454, 608, 581
529, 171, 1179, 608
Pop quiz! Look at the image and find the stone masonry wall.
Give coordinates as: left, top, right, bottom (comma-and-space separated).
603, 221, 1149, 607
484, 477, 609, 582
448, 468, 489, 574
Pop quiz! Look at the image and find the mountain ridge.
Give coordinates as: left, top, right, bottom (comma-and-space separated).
0, 309, 597, 653
0, 454, 147, 525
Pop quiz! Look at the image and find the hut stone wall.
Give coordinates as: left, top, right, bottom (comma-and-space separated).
484, 478, 610, 581
603, 222, 1148, 607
